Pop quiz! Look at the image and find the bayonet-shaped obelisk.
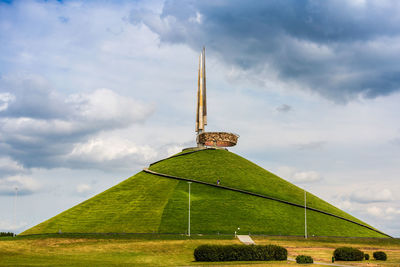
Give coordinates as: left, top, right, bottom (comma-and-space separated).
194, 47, 238, 148
196, 47, 207, 135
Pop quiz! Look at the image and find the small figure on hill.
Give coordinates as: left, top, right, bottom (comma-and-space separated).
217, 179, 220, 185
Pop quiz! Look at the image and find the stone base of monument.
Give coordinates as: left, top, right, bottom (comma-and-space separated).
197, 132, 239, 147
182, 147, 228, 152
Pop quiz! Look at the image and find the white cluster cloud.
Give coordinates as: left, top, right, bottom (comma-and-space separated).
0, 93, 15, 112
66, 136, 158, 171
366, 206, 400, 219
337, 187, 394, 204
333, 186, 400, 229
274, 166, 322, 184
349, 188, 393, 203
292, 171, 322, 183
76, 183, 92, 195
66, 88, 153, 126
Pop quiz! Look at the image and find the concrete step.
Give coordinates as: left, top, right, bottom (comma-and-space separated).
237, 235, 255, 245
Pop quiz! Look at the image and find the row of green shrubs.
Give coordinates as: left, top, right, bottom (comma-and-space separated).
194, 244, 287, 261
334, 247, 387, 261
194, 245, 387, 263
296, 250, 387, 264
0, 232, 14, 237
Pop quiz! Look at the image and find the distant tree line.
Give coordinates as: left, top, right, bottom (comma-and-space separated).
0, 232, 15, 237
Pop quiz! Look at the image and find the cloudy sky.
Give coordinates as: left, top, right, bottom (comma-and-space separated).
1, 0, 399, 236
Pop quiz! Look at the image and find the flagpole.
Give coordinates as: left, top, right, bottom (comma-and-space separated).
304, 189, 307, 239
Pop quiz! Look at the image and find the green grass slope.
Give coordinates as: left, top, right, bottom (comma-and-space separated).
22, 149, 386, 237
159, 180, 382, 237
22, 172, 179, 235
150, 149, 370, 227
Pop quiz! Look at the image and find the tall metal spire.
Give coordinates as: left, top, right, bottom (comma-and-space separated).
193, 47, 238, 148
196, 46, 207, 134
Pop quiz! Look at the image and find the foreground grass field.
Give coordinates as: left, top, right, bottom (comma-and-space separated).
23, 149, 386, 237
0, 235, 399, 266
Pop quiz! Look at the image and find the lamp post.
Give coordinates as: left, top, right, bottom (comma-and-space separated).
188, 182, 192, 236
304, 189, 307, 239
14, 187, 18, 235
234, 227, 240, 238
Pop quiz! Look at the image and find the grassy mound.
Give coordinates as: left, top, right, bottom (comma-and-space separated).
22, 149, 387, 237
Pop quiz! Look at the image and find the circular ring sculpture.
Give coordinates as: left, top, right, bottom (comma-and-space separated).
197, 132, 239, 147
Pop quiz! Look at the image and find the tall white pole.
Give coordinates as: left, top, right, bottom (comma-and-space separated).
188, 182, 192, 236
304, 189, 307, 239
14, 187, 18, 233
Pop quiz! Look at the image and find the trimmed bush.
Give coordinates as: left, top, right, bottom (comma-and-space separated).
266, 244, 288, 260
333, 247, 364, 261
373, 251, 387, 261
364, 253, 369, 260
194, 244, 287, 262
296, 255, 313, 264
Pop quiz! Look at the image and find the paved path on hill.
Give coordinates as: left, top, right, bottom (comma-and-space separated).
143, 167, 391, 238
237, 235, 255, 245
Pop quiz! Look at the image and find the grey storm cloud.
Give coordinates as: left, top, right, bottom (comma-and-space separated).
276, 104, 292, 113
0, 74, 154, 169
131, 0, 400, 102
0, 75, 71, 119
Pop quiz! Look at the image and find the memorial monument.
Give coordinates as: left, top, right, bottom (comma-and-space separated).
195, 47, 238, 148
21, 47, 388, 239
